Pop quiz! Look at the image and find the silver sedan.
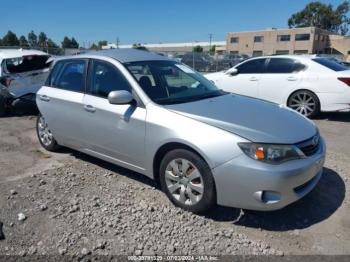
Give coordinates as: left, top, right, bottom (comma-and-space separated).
36, 49, 326, 213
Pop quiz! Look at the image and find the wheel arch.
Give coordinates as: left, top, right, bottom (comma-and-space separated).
152, 142, 210, 186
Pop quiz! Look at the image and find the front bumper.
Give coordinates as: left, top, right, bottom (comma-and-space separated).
212, 138, 326, 211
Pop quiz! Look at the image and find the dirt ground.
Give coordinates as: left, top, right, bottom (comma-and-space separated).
0, 111, 349, 257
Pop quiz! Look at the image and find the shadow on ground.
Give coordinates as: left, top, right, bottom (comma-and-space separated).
57, 144, 345, 232
206, 167, 345, 231
317, 112, 350, 123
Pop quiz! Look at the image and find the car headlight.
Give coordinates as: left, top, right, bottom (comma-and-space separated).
238, 142, 305, 164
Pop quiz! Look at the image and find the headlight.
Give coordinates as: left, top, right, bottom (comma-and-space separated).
238, 142, 305, 164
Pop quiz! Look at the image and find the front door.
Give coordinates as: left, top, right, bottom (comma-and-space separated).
81, 59, 146, 170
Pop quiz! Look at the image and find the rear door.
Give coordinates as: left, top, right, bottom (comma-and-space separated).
258, 58, 305, 104
36, 59, 88, 148
214, 58, 266, 98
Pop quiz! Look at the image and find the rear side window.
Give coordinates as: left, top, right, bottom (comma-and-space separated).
236, 59, 266, 74
266, 58, 305, 73
312, 58, 348, 72
88, 60, 131, 98
55, 60, 86, 92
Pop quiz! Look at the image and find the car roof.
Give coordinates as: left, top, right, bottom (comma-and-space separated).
64, 48, 172, 63
0, 49, 49, 59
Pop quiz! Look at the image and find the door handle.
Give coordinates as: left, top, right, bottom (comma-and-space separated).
287, 76, 297, 81
84, 105, 96, 113
39, 95, 50, 102
249, 77, 258, 81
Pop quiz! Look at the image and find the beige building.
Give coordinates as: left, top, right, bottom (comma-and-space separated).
226, 27, 350, 61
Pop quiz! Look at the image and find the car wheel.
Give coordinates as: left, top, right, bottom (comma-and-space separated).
0, 95, 6, 117
287, 90, 320, 118
159, 149, 216, 213
36, 114, 60, 151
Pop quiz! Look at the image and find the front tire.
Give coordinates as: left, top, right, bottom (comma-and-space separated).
36, 114, 60, 151
287, 90, 320, 118
159, 149, 216, 213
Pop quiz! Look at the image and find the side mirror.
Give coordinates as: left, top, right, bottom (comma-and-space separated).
226, 68, 239, 76
108, 90, 134, 105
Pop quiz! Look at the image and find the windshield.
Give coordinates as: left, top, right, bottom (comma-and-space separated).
312, 58, 348, 72
5, 55, 51, 74
125, 60, 226, 105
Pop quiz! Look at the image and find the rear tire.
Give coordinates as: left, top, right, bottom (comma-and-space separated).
287, 90, 320, 118
0, 95, 6, 117
36, 113, 60, 152
159, 149, 216, 213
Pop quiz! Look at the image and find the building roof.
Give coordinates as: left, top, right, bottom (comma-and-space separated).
0, 49, 48, 59
103, 41, 226, 49
84, 48, 171, 63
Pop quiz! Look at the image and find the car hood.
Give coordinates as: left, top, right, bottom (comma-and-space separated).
165, 94, 317, 144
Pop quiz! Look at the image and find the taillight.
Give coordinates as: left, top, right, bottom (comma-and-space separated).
338, 77, 350, 86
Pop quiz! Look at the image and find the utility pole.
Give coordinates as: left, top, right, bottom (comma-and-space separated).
116, 37, 120, 48
209, 33, 213, 52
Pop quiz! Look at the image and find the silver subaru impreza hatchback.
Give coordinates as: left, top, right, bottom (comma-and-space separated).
36, 49, 326, 213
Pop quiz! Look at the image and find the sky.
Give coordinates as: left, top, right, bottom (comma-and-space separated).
0, 0, 348, 47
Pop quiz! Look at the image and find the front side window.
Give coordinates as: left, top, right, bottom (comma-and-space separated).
55, 60, 86, 92
236, 58, 266, 73
88, 60, 131, 98
125, 61, 225, 105
295, 34, 310, 41
266, 58, 305, 73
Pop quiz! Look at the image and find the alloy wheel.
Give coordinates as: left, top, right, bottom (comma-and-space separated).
288, 91, 316, 117
37, 116, 53, 147
165, 158, 204, 206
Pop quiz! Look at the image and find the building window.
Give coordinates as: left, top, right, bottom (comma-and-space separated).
230, 37, 239, 44
294, 50, 308, 55
275, 50, 289, 55
295, 34, 310, 41
277, 35, 291, 42
230, 51, 239, 54
254, 36, 264, 43
252, 50, 263, 57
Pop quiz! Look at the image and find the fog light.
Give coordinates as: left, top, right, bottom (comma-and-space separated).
253, 191, 281, 204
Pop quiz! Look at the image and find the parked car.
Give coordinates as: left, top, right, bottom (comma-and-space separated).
36, 49, 325, 213
0, 49, 51, 116
181, 52, 216, 72
205, 55, 350, 118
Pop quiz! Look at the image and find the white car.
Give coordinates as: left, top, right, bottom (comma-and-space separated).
0, 49, 51, 116
205, 55, 350, 117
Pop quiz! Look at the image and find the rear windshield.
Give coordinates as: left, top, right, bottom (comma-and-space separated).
4, 55, 51, 73
312, 58, 348, 71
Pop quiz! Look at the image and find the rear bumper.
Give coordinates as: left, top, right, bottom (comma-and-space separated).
212, 138, 326, 211
318, 91, 350, 112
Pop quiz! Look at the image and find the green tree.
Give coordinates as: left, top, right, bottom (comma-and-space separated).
288, 1, 350, 35
38, 32, 48, 47
61, 36, 72, 48
193, 45, 203, 53
209, 44, 216, 54
19, 35, 28, 47
90, 43, 99, 50
28, 30, 38, 47
71, 37, 79, 48
2, 31, 19, 46
98, 40, 108, 49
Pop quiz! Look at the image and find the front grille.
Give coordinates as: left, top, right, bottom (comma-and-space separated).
296, 133, 320, 157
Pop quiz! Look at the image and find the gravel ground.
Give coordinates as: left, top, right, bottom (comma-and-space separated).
0, 112, 349, 257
